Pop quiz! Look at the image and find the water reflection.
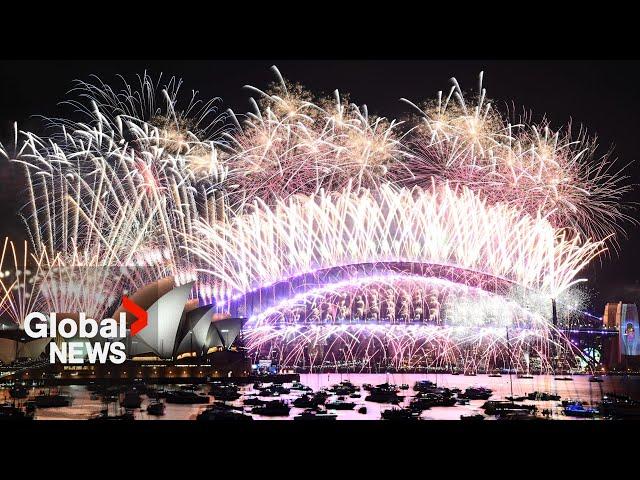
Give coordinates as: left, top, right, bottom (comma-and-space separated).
2, 374, 638, 420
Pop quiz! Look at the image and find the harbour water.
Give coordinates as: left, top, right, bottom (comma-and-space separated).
2, 374, 638, 420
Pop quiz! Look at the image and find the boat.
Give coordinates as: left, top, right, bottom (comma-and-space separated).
564, 402, 597, 418
244, 397, 266, 407
0, 403, 33, 420
251, 400, 291, 417
415, 386, 453, 397
599, 393, 640, 418
482, 400, 537, 415
458, 387, 493, 400
257, 389, 279, 397
365, 390, 403, 404
374, 382, 399, 393
325, 400, 356, 410
496, 410, 540, 420
554, 375, 574, 381
328, 381, 358, 395
411, 393, 457, 411
451, 371, 460, 376
399, 384, 410, 390
381, 407, 420, 421
457, 398, 470, 405
413, 380, 437, 393
197, 407, 253, 421
488, 371, 502, 377
294, 409, 338, 421
464, 372, 477, 376
146, 401, 166, 416
33, 394, 71, 408
211, 401, 242, 411
517, 373, 534, 379
209, 385, 241, 401
179, 384, 200, 391
460, 414, 484, 421
120, 391, 142, 409
165, 391, 210, 405
349, 393, 361, 398
365, 383, 403, 403
506, 396, 527, 402
9, 385, 29, 399
89, 409, 134, 421
409, 398, 433, 412
267, 384, 291, 395
290, 381, 312, 392
292, 392, 327, 408
589, 376, 604, 383
526, 391, 561, 401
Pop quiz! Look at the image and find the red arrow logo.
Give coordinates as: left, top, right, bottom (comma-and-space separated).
122, 296, 148, 336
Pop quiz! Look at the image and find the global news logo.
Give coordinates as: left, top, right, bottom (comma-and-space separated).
23, 282, 193, 365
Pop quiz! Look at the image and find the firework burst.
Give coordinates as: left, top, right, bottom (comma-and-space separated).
401, 72, 635, 244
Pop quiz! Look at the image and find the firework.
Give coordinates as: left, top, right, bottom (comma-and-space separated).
186, 180, 605, 300
222, 66, 408, 209
8, 74, 229, 301
401, 72, 635, 244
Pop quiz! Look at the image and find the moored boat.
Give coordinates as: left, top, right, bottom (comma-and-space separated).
146, 401, 166, 416
294, 409, 338, 421
165, 390, 210, 404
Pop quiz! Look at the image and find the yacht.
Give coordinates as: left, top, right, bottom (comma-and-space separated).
365, 387, 403, 404
197, 407, 253, 421
599, 393, 640, 418
381, 407, 420, 421
165, 390, 210, 404
482, 400, 537, 415
460, 414, 484, 421
564, 402, 597, 418
244, 396, 267, 407
146, 401, 166, 416
526, 391, 561, 401
250, 400, 291, 417
458, 387, 493, 400
88, 409, 134, 421
294, 409, 338, 421
325, 400, 356, 410
413, 380, 437, 393
209, 385, 241, 401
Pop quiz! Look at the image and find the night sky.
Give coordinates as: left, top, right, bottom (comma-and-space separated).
0, 60, 638, 314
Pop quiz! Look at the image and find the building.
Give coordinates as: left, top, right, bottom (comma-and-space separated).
601, 302, 640, 368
